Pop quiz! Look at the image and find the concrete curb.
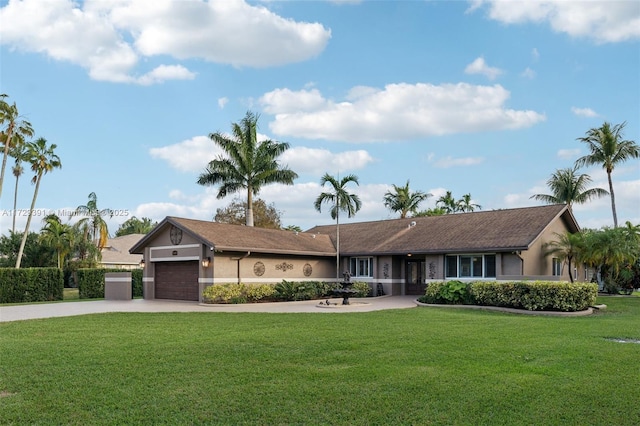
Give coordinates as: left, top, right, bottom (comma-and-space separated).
414, 300, 596, 316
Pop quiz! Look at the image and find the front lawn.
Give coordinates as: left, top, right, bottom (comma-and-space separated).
1, 297, 638, 425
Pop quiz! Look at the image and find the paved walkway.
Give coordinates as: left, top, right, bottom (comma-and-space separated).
0, 296, 419, 322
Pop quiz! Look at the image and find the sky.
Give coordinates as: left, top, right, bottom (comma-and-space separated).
0, 0, 639, 237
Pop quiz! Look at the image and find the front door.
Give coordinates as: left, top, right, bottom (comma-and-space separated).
406, 260, 427, 295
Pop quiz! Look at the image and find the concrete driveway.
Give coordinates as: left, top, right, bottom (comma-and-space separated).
0, 296, 419, 322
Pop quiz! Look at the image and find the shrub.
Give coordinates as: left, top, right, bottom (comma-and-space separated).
0, 268, 63, 303
471, 281, 597, 312
202, 283, 246, 304
351, 281, 371, 298
246, 284, 276, 302
418, 281, 474, 305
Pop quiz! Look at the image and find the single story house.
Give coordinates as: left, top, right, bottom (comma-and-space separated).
130, 204, 584, 302
100, 234, 145, 270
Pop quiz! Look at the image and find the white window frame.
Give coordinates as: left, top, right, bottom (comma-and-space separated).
552, 258, 562, 276
350, 257, 373, 278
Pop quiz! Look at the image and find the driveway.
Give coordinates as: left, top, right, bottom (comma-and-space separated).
0, 296, 419, 322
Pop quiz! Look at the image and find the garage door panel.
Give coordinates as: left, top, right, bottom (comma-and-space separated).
155, 261, 199, 301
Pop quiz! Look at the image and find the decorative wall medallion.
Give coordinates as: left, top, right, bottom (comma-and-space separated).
275, 262, 293, 271
169, 225, 183, 245
253, 261, 265, 276
303, 263, 313, 277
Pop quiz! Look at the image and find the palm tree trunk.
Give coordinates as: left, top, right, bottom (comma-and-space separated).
607, 170, 618, 227
568, 256, 574, 283
12, 173, 19, 233
16, 174, 41, 268
246, 187, 254, 227
0, 124, 14, 200
336, 209, 340, 279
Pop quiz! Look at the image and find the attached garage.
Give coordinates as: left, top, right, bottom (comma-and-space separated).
154, 261, 199, 301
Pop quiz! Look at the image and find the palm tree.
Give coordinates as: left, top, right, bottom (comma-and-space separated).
436, 191, 458, 214
9, 143, 28, 233
530, 165, 608, 208
197, 111, 298, 226
16, 138, 61, 268
575, 121, 639, 227
0, 95, 34, 201
74, 192, 113, 251
40, 214, 72, 269
314, 173, 362, 278
545, 231, 584, 283
383, 180, 431, 218
457, 193, 482, 213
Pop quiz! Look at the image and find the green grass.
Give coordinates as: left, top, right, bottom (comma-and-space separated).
1, 297, 639, 425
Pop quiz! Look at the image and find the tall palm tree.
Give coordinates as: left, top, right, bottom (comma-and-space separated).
16, 138, 61, 268
314, 173, 362, 279
197, 111, 298, 226
9, 143, 28, 233
383, 180, 431, 218
74, 192, 113, 251
0, 95, 34, 201
40, 214, 72, 269
530, 165, 608, 208
436, 191, 458, 214
575, 121, 639, 227
545, 231, 584, 283
457, 193, 482, 213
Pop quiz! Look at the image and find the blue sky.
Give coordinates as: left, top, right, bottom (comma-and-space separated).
1, 0, 639, 236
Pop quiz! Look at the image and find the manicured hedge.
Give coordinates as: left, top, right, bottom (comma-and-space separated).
76, 268, 143, 299
0, 268, 64, 304
419, 280, 598, 312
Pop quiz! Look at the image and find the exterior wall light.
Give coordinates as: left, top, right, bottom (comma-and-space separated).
139, 259, 145, 268
202, 257, 211, 268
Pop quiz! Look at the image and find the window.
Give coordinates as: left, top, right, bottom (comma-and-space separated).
552, 258, 562, 276
445, 254, 496, 278
350, 257, 373, 277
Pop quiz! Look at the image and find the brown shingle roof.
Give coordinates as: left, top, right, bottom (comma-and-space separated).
101, 234, 145, 265
131, 217, 336, 256
306, 204, 576, 255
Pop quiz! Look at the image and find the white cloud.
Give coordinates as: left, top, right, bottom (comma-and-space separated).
260, 83, 545, 142
557, 149, 581, 160
218, 97, 229, 109
470, 0, 640, 43
571, 107, 599, 118
280, 147, 375, 175
464, 57, 504, 80
0, 0, 331, 83
531, 48, 540, 62
432, 156, 484, 168
521, 67, 536, 79
149, 136, 220, 172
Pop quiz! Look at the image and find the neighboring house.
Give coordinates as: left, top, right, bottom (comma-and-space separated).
101, 234, 145, 270
130, 204, 584, 302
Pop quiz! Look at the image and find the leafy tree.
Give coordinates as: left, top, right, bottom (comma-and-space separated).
283, 225, 303, 232
383, 180, 431, 218
214, 198, 282, 229
39, 214, 73, 269
16, 138, 61, 268
436, 191, 459, 214
457, 193, 482, 213
575, 121, 639, 227
580, 226, 639, 293
0, 94, 34, 201
74, 192, 113, 250
314, 173, 361, 278
197, 111, 298, 227
414, 207, 448, 217
0, 230, 56, 268
530, 165, 608, 208
115, 216, 157, 236
545, 232, 584, 283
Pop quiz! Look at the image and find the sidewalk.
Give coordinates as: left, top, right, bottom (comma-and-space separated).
0, 296, 419, 322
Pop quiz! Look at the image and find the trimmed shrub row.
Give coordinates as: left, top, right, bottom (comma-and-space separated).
418, 280, 598, 312
202, 280, 371, 304
0, 268, 64, 304
76, 268, 143, 299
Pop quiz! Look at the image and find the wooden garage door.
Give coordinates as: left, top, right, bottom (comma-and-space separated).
155, 261, 199, 301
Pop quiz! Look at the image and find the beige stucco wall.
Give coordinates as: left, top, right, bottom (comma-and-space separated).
210, 252, 335, 284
